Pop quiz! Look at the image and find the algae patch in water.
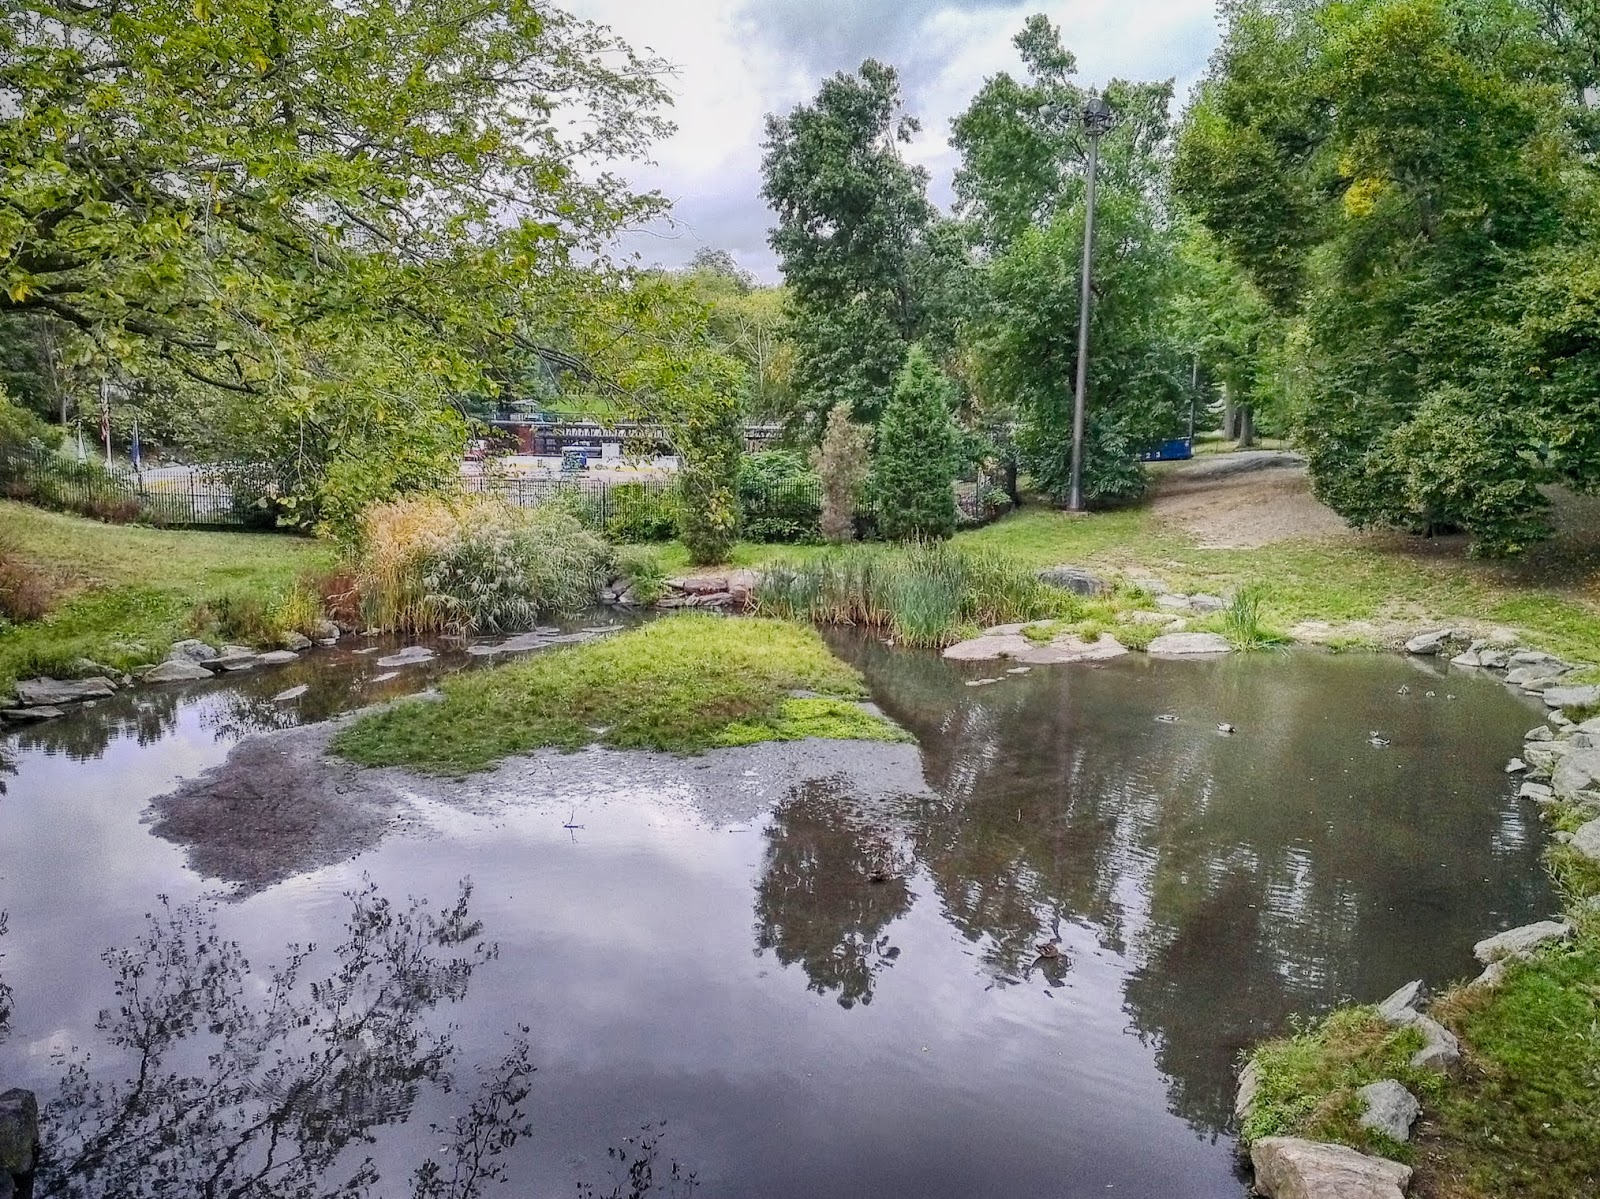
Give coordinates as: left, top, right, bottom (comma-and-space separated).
330, 613, 908, 774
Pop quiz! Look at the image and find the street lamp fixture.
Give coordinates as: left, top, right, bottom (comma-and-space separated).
1068, 94, 1113, 512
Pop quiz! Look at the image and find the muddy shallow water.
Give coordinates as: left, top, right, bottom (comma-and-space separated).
0, 626, 1558, 1198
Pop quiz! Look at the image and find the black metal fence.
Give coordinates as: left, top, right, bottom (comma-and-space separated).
0, 445, 274, 529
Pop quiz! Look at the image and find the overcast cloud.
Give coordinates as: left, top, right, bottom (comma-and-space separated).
567, 0, 1222, 281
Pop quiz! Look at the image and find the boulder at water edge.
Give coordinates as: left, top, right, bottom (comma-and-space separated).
1376, 980, 1426, 1024
1572, 819, 1600, 864
144, 659, 216, 683
1250, 1137, 1411, 1199
14, 676, 115, 706
1473, 920, 1571, 964
1544, 684, 1600, 710
1404, 629, 1454, 655
1552, 748, 1600, 801
167, 638, 219, 664
1357, 1081, 1420, 1143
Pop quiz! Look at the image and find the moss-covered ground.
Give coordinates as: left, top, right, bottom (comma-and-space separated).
330, 613, 907, 774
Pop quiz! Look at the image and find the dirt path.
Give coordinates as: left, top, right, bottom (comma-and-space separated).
1148, 451, 1353, 548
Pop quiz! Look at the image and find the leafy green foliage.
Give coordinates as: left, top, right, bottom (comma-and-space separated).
330, 614, 895, 772
761, 60, 937, 429
0, 384, 62, 452
1220, 583, 1290, 651
1177, 0, 1598, 554
812, 405, 872, 543
870, 347, 960, 541
0, 0, 673, 531
954, 18, 1186, 506
738, 451, 821, 544
603, 483, 679, 544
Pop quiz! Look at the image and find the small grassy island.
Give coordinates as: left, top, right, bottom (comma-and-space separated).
330, 613, 908, 774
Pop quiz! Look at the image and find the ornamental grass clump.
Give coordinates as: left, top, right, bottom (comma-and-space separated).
1221, 582, 1288, 651
355, 495, 609, 634
755, 541, 1069, 648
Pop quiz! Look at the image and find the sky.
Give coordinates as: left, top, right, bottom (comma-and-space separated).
567, 0, 1224, 282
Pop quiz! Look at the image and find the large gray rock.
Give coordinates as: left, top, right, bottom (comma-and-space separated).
1148, 631, 1233, 657
1572, 819, 1600, 863
1250, 1137, 1411, 1199
1474, 920, 1571, 963
256, 650, 302, 666
943, 628, 1127, 665
1523, 741, 1571, 773
1357, 1080, 1421, 1143
1038, 566, 1109, 596
203, 647, 258, 673
1509, 649, 1566, 669
166, 638, 219, 664
0, 1088, 37, 1176
143, 659, 216, 683
1405, 1014, 1461, 1074
1544, 685, 1600, 710
1376, 980, 1426, 1024
279, 630, 313, 652
375, 645, 434, 668
14, 676, 114, 706
1404, 629, 1454, 655
1552, 748, 1600, 800
1190, 593, 1227, 614
1155, 593, 1193, 612
1505, 667, 1567, 689
1235, 1060, 1262, 1124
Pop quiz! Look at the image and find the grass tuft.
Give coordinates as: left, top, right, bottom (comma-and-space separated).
331, 614, 901, 774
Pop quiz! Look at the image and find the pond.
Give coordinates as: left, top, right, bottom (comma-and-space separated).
0, 628, 1557, 1198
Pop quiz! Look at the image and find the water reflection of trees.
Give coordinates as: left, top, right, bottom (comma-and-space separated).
39, 880, 535, 1199
14, 691, 183, 761
824, 635, 1553, 1136
0, 909, 11, 1039
753, 781, 913, 1009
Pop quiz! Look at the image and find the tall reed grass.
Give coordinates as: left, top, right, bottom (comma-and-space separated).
1221, 583, 1288, 651
755, 542, 1072, 648
355, 495, 610, 634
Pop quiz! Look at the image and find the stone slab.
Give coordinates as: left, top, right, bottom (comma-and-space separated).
144, 660, 216, 683
14, 677, 115, 706
1357, 1080, 1420, 1143
1250, 1137, 1411, 1199
1147, 632, 1233, 657
1474, 920, 1572, 964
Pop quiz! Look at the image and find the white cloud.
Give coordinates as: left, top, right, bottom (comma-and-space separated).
567, 0, 1222, 281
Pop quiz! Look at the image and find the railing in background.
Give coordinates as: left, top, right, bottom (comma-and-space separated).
0, 445, 272, 529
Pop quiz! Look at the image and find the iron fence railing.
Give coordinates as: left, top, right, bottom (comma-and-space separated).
0, 445, 273, 529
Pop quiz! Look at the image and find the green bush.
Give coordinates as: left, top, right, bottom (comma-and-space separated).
422, 504, 610, 633
604, 482, 678, 543
677, 410, 742, 565
738, 451, 821, 543
812, 404, 871, 542
612, 544, 667, 605
870, 345, 960, 541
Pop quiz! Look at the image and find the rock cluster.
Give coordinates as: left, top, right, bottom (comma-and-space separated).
943, 624, 1129, 665
1421, 632, 1600, 709
1509, 708, 1600, 873
2, 628, 333, 725
1250, 1137, 1411, 1199
601, 570, 760, 611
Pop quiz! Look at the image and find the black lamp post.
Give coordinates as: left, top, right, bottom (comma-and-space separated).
1068, 94, 1113, 512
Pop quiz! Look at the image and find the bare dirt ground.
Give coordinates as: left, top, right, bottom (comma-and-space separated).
1147, 450, 1352, 548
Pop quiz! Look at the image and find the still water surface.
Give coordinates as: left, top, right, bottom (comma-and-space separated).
0, 630, 1557, 1197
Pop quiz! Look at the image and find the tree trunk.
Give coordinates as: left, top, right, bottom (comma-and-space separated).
1237, 404, 1256, 449
1221, 385, 1237, 440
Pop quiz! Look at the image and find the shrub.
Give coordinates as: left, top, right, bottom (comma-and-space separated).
737, 451, 821, 543
0, 387, 62, 452
0, 537, 54, 623
604, 482, 678, 543
811, 405, 871, 543
355, 495, 610, 634
677, 410, 742, 565
870, 346, 960, 541
190, 591, 278, 645
312, 566, 364, 631
612, 545, 667, 605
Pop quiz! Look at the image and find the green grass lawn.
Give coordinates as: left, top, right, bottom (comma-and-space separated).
330, 613, 909, 773
0, 501, 332, 688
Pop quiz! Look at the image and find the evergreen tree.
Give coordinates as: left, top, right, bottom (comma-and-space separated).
871, 347, 959, 541
811, 404, 871, 543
